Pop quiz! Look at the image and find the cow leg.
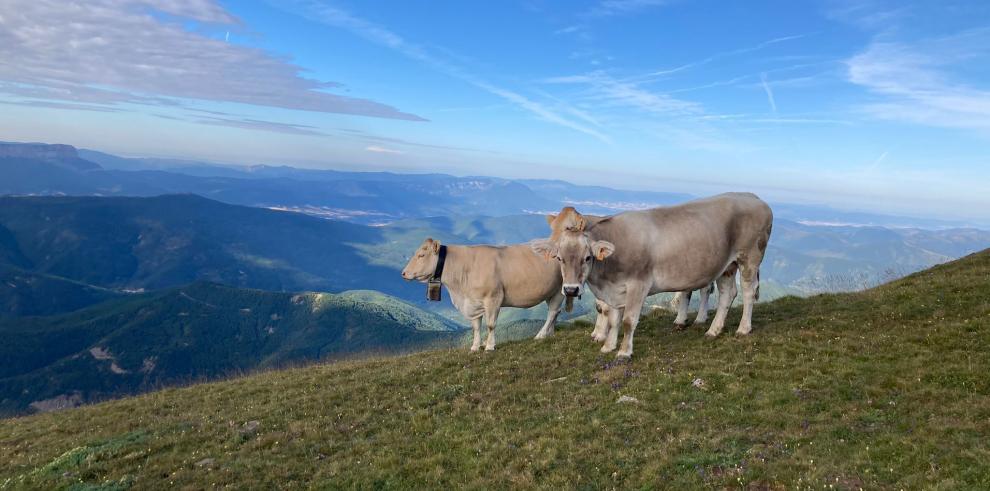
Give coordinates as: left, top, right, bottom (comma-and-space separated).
601, 304, 623, 353
483, 296, 502, 351
469, 317, 483, 352
706, 269, 738, 337
695, 283, 713, 324
591, 300, 610, 342
737, 259, 762, 335
673, 290, 693, 329
535, 292, 564, 339
616, 282, 649, 359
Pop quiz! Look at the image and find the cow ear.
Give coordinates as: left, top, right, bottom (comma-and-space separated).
545, 214, 556, 226
530, 239, 555, 260
591, 240, 614, 261
431, 240, 441, 253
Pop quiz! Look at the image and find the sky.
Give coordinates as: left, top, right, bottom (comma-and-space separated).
1, 0, 989, 222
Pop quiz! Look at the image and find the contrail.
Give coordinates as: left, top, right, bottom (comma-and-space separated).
760, 73, 777, 113
867, 150, 889, 171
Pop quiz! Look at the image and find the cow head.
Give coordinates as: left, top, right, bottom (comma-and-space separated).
531, 207, 614, 298
401, 238, 442, 281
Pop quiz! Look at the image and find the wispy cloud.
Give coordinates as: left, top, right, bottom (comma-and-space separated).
196, 117, 327, 136
0, 100, 127, 113
338, 127, 487, 153
760, 73, 778, 113
825, 1, 908, 31
584, 0, 674, 18
365, 145, 403, 154
555, 25, 584, 35
627, 34, 811, 85
696, 114, 852, 125
273, 1, 610, 142
542, 71, 701, 116
845, 28, 990, 133
0, 0, 424, 121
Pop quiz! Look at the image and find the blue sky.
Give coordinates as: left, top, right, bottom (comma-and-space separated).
2, 0, 989, 222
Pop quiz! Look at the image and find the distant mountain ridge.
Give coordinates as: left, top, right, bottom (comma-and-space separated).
0, 141, 978, 228
0, 265, 120, 318
0, 194, 416, 298
0, 281, 461, 416
0, 142, 99, 172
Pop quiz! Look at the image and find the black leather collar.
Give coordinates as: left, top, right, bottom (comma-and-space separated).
431, 245, 447, 281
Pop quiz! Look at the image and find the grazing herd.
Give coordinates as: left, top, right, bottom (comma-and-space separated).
401, 192, 773, 358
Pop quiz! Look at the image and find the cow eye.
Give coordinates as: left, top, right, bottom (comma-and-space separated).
556, 256, 562, 262
585, 255, 592, 262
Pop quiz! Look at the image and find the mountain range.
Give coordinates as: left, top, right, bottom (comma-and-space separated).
2, 141, 979, 228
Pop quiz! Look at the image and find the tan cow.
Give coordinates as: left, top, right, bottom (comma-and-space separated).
401, 238, 565, 351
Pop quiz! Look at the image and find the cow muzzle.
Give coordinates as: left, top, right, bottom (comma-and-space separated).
562, 284, 581, 298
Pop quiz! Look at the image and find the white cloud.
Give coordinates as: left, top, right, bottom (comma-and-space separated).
0, 0, 424, 120
846, 28, 990, 133
365, 145, 403, 154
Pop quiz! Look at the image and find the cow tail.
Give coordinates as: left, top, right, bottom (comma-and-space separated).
755, 270, 760, 302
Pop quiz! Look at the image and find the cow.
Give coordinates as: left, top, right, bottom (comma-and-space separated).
531, 192, 773, 358
401, 238, 565, 351
544, 211, 714, 341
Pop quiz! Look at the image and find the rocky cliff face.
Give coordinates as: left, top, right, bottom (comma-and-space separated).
0, 142, 100, 171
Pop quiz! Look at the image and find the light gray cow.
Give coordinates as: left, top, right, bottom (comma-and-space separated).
531, 193, 773, 358
544, 213, 708, 343
401, 238, 565, 351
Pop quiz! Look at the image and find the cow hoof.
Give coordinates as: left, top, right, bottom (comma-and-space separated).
704, 330, 719, 338
600, 345, 616, 353
616, 352, 632, 360
672, 323, 688, 331
534, 333, 546, 340
735, 329, 752, 336
485, 346, 495, 352
470, 346, 480, 352
592, 334, 606, 343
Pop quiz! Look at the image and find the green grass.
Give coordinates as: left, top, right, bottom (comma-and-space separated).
2, 250, 989, 489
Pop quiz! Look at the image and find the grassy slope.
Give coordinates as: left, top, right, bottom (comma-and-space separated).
1, 251, 989, 489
